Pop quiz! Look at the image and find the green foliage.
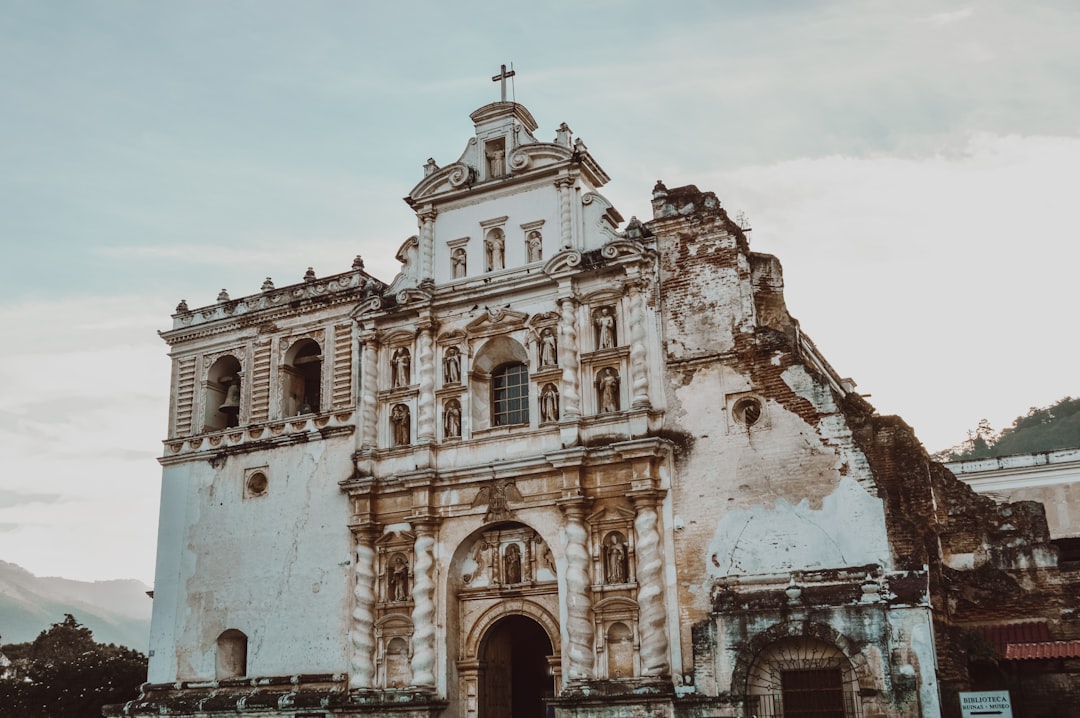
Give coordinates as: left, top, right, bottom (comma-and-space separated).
0, 614, 147, 717
937, 396, 1080, 461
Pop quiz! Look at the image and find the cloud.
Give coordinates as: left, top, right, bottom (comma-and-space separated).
924, 7, 974, 26
0, 489, 61, 509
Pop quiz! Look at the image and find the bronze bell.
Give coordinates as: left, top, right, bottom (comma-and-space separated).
218, 378, 241, 415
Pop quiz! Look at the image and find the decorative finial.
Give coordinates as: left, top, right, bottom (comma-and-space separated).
304, 267, 316, 282
423, 158, 439, 177
652, 180, 668, 198
352, 255, 365, 270
261, 277, 275, 292
175, 299, 189, 313
217, 289, 230, 302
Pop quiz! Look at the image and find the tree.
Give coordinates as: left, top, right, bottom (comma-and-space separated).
936, 396, 1080, 461
0, 614, 147, 718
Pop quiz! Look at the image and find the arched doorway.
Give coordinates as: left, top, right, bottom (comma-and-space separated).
479, 615, 553, 718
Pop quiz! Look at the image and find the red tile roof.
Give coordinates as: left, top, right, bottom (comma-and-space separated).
977, 622, 1050, 654
1005, 641, 1080, 660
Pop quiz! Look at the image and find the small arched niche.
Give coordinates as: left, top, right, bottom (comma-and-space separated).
204, 355, 242, 432
215, 628, 248, 680
282, 338, 322, 416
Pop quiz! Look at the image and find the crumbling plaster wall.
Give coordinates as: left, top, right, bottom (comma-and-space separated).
149, 437, 354, 683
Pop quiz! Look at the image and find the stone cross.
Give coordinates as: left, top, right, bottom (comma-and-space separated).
491, 63, 516, 102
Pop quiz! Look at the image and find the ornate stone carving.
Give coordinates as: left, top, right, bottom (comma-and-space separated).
539, 327, 557, 367
443, 346, 461, 384
560, 501, 595, 680
632, 492, 669, 676
391, 347, 411, 388
594, 306, 616, 350
444, 399, 462, 438
540, 383, 560, 423
417, 325, 436, 442
410, 523, 437, 688
597, 368, 620, 413
348, 527, 378, 689
471, 479, 524, 523
558, 297, 581, 419
391, 404, 410, 446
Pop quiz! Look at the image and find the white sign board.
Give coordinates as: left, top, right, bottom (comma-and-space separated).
960, 690, 1013, 718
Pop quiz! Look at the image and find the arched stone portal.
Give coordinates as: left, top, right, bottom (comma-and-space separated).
479, 615, 553, 718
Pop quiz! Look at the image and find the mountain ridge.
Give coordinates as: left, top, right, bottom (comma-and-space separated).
0, 560, 152, 651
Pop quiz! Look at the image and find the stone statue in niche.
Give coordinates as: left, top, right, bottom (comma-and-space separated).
595, 307, 616, 349
443, 347, 461, 384
444, 399, 461, 438
486, 145, 505, 178
451, 247, 467, 279
526, 231, 543, 262
388, 554, 409, 602
485, 230, 505, 272
539, 328, 557, 367
604, 532, 628, 584
391, 348, 411, 387
540, 383, 560, 423
504, 543, 522, 584
391, 404, 410, 445
597, 368, 620, 413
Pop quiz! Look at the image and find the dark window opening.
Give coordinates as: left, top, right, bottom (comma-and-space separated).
492, 363, 529, 426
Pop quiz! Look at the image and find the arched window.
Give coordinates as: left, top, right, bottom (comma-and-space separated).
282, 339, 322, 416
204, 355, 242, 432
216, 629, 247, 679
745, 637, 861, 718
492, 362, 529, 426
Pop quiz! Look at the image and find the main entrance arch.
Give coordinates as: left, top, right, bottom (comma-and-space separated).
479, 615, 554, 718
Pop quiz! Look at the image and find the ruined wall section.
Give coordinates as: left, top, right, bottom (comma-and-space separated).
844, 412, 1080, 702
645, 185, 899, 684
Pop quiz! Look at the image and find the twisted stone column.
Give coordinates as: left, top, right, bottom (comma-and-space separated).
348, 525, 378, 689
359, 333, 378, 451
418, 209, 437, 282
416, 322, 435, 442
631, 491, 669, 676
625, 279, 651, 409
555, 179, 574, 250
559, 500, 594, 681
410, 521, 437, 688
558, 297, 580, 419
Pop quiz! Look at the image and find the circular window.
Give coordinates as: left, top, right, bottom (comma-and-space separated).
732, 397, 763, 427
246, 472, 269, 496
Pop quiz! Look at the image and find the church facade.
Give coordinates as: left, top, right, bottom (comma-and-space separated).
111, 93, 1079, 718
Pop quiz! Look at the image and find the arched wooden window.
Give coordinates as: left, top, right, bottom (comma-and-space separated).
492, 362, 529, 426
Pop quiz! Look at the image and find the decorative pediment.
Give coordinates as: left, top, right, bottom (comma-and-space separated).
354, 295, 383, 316
408, 162, 476, 201
543, 249, 583, 278
465, 307, 529, 335
587, 505, 636, 526
600, 240, 647, 262
527, 311, 560, 329
507, 143, 574, 174
381, 329, 416, 346
395, 287, 433, 307
437, 329, 467, 344
375, 529, 415, 548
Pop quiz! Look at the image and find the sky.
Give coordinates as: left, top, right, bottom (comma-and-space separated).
1, 0, 1078, 584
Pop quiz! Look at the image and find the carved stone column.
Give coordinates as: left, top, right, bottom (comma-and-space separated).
629, 490, 669, 676
625, 279, 651, 410
416, 319, 436, 443
557, 296, 581, 420
418, 209, 437, 282
410, 520, 438, 689
559, 498, 594, 681
359, 331, 378, 451
348, 522, 379, 689
555, 179, 574, 250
